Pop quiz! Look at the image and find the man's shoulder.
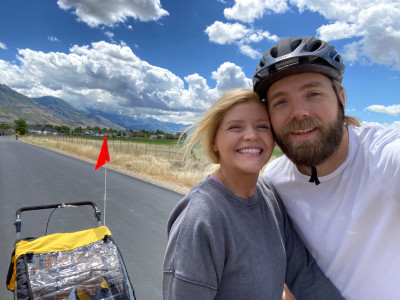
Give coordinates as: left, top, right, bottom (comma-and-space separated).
350, 124, 400, 140
264, 155, 293, 175
349, 125, 400, 155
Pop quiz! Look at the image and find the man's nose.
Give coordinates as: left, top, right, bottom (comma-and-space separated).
290, 99, 310, 120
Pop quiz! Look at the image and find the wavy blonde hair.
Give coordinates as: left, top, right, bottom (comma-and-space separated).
181, 88, 262, 164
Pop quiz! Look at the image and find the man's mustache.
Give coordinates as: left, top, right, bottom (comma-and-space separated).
281, 117, 324, 136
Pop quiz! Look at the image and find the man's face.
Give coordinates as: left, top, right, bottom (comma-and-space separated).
266, 72, 345, 167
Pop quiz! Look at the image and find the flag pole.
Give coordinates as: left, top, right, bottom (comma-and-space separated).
94, 134, 110, 227
104, 166, 107, 226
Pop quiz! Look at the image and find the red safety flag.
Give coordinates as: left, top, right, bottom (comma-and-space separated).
95, 135, 110, 170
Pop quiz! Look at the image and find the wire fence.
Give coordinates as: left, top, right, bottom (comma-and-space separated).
29, 134, 191, 161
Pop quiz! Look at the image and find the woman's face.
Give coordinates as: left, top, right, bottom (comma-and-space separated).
212, 100, 274, 177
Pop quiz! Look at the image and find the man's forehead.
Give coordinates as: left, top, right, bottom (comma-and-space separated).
266, 72, 330, 100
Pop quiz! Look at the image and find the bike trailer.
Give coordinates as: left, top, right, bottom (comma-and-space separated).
6, 202, 136, 300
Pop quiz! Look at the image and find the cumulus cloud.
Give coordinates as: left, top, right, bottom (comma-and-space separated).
0, 41, 250, 123
205, 22, 249, 44
292, 0, 400, 70
57, 0, 169, 27
392, 121, 400, 128
220, 0, 400, 70
205, 21, 278, 58
224, 0, 288, 23
211, 62, 252, 91
0, 41, 7, 50
365, 104, 400, 116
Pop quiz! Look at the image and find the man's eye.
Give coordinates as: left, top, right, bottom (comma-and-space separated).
308, 91, 321, 97
272, 99, 285, 107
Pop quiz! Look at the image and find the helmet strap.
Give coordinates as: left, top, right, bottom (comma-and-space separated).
309, 165, 320, 185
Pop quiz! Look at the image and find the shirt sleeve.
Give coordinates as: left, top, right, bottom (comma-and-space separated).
163, 194, 224, 300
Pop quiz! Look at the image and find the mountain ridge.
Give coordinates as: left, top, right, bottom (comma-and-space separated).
0, 84, 189, 133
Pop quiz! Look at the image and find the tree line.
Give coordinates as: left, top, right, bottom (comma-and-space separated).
0, 119, 187, 140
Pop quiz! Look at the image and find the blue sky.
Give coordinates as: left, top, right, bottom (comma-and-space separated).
0, 0, 399, 127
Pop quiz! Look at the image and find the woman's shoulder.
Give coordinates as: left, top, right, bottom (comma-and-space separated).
170, 178, 226, 221
256, 176, 286, 214
167, 177, 229, 237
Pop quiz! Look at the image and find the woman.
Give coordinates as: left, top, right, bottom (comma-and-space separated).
162, 88, 342, 299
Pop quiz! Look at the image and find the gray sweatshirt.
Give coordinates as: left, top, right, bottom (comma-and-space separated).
163, 176, 343, 300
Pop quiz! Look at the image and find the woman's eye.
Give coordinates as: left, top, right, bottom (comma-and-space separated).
257, 124, 269, 130
228, 125, 240, 130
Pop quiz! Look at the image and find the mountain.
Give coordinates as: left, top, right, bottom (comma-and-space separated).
0, 84, 123, 129
33, 96, 124, 130
0, 84, 189, 133
86, 109, 189, 133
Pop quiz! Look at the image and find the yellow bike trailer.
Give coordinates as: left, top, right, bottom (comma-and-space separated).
6, 201, 136, 299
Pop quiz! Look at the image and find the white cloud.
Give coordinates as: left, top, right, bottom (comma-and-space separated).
211, 62, 252, 91
292, 0, 400, 70
0, 41, 250, 123
342, 41, 361, 65
316, 21, 362, 41
224, 0, 288, 23
48, 36, 60, 42
205, 21, 249, 44
220, 0, 400, 69
362, 121, 400, 128
104, 31, 115, 43
238, 44, 260, 59
0, 41, 7, 50
365, 104, 400, 116
205, 21, 278, 58
57, 0, 169, 28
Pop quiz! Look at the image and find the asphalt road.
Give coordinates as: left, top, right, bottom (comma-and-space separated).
0, 136, 183, 299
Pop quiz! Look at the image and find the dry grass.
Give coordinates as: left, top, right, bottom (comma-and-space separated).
21, 135, 279, 195
21, 136, 212, 194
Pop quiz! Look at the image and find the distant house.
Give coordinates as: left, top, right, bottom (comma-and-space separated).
29, 126, 57, 135
149, 134, 165, 139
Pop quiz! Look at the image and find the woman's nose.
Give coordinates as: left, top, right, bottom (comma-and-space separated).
244, 127, 257, 140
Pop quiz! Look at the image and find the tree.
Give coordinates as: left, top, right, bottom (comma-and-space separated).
14, 119, 28, 135
73, 126, 83, 135
0, 123, 12, 130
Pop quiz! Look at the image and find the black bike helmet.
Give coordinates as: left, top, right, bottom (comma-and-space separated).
253, 36, 345, 99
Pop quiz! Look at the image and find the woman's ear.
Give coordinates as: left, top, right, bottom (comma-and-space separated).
212, 139, 218, 152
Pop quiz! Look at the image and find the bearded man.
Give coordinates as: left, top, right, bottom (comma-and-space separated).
253, 36, 400, 300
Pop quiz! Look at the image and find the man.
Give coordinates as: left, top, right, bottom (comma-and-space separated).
253, 36, 400, 300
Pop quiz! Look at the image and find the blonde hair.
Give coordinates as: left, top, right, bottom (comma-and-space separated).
330, 79, 361, 127
181, 88, 262, 163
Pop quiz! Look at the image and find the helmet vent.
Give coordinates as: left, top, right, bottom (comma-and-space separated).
270, 47, 278, 58
291, 39, 302, 51
309, 40, 322, 52
335, 55, 342, 63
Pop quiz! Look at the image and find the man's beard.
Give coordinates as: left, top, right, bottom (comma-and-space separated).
273, 106, 345, 167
